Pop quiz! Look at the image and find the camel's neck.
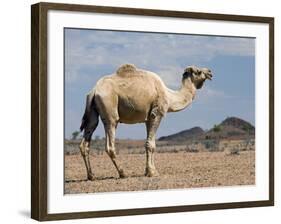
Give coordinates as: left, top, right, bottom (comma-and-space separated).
167, 78, 196, 112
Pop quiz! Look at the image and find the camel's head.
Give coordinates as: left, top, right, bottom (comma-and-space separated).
183, 66, 213, 89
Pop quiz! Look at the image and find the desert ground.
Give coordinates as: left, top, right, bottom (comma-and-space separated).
64, 150, 255, 194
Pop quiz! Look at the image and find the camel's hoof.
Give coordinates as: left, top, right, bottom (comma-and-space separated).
145, 168, 159, 177
119, 170, 126, 178
87, 173, 95, 181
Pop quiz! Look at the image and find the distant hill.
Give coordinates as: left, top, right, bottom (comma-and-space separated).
158, 117, 254, 141
158, 127, 205, 141
221, 117, 254, 130
205, 117, 254, 140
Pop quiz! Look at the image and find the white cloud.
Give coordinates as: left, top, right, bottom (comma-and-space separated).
64, 29, 255, 84
155, 65, 183, 88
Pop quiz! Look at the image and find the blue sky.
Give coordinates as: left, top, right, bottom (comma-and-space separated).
64, 28, 255, 139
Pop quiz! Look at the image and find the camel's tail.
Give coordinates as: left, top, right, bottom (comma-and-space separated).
80, 90, 99, 141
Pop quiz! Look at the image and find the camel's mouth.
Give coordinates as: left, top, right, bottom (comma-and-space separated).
205, 72, 213, 80
196, 80, 205, 89
197, 72, 212, 89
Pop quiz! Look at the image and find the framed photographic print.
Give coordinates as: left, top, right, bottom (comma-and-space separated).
31, 2, 274, 221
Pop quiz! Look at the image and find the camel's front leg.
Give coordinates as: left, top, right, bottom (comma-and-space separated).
104, 123, 126, 178
79, 138, 94, 180
145, 115, 162, 177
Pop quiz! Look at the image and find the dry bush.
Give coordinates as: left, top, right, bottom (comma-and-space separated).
225, 147, 240, 156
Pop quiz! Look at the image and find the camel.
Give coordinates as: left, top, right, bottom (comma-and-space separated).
79, 64, 212, 180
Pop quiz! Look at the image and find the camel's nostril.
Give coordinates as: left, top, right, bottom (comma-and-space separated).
206, 73, 212, 80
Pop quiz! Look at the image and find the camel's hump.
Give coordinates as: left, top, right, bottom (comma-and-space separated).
116, 64, 137, 76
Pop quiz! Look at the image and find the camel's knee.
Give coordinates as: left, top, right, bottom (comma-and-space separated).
79, 139, 90, 156
145, 140, 155, 152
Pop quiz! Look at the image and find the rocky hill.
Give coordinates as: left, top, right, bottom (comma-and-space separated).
158, 117, 254, 141
205, 117, 255, 140
220, 117, 254, 130
158, 127, 205, 141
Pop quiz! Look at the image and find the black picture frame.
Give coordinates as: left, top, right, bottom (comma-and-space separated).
31, 2, 274, 221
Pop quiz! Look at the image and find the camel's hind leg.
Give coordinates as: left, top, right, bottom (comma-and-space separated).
104, 122, 126, 178
79, 139, 94, 180
79, 108, 99, 181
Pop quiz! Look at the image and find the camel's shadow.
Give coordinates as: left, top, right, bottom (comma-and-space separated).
65, 176, 117, 183
65, 174, 145, 183
65, 179, 88, 183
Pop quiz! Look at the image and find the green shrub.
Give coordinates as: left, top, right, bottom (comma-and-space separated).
213, 124, 221, 132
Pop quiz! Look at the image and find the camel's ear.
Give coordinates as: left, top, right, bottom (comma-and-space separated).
182, 71, 191, 79
183, 67, 193, 79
